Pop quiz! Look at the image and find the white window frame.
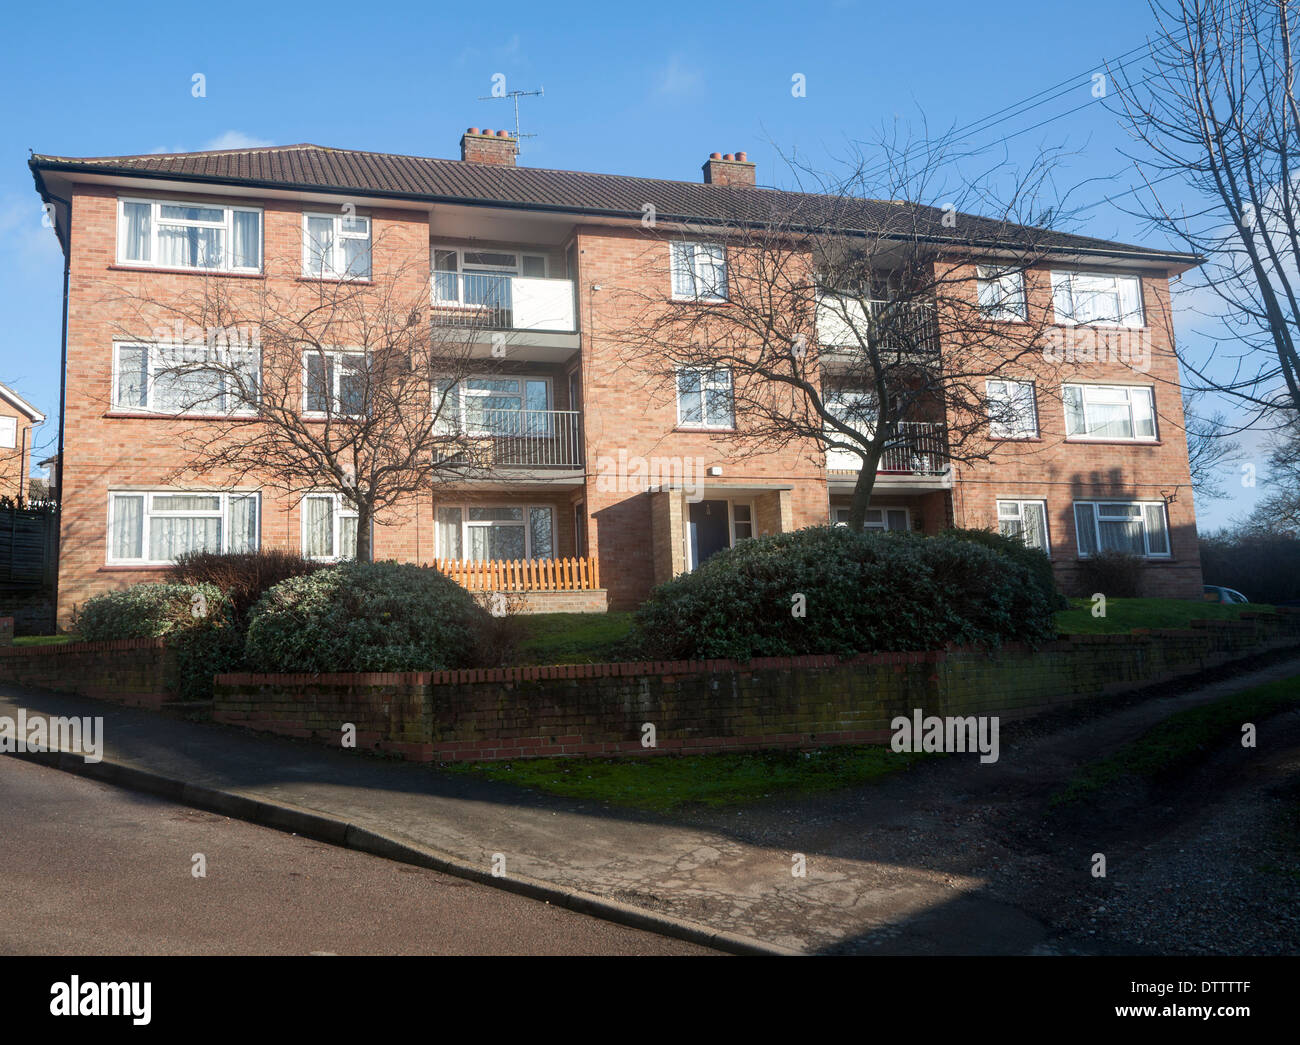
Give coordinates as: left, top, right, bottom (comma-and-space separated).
302, 349, 367, 418
301, 492, 361, 562
106, 490, 260, 566
996, 499, 1051, 555
432, 375, 553, 434
986, 378, 1039, 439
832, 506, 911, 531
434, 503, 556, 561
1063, 383, 1157, 442
1073, 500, 1171, 559
976, 265, 1027, 321
112, 340, 260, 416
675, 367, 735, 429
670, 241, 729, 302
116, 196, 263, 274
1051, 270, 1144, 328
302, 212, 372, 280
730, 500, 755, 543
430, 246, 548, 305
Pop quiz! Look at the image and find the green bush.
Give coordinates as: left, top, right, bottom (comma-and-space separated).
169, 549, 323, 624
1076, 549, 1143, 599
244, 560, 489, 673
628, 526, 1058, 661
74, 582, 243, 700
942, 526, 1067, 610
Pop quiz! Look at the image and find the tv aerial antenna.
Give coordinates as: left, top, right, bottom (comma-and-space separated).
477, 85, 544, 144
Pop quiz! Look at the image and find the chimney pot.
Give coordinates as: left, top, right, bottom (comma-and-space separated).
702, 150, 756, 187
736, 151, 747, 161
496, 128, 510, 137
710, 152, 722, 160
460, 127, 518, 166
723, 153, 734, 161
468, 127, 480, 134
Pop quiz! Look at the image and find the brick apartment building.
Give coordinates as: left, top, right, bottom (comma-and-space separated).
0, 382, 44, 502
30, 130, 1202, 625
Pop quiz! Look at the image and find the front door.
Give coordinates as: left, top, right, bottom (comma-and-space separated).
689, 499, 731, 568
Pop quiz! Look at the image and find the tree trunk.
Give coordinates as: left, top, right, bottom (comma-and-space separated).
355, 501, 374, 562
845, 442, 883, 530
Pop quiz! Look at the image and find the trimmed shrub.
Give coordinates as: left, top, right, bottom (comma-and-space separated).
169, 549, 323, 623
628, 525, 1058, 661
1075, 549, 1143, 599
74, 582, 242, 700
244, 560, 489, 673
943, 526, 1067, 610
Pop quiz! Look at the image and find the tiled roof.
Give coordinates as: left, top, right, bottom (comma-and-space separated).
30, 143, 1197, 264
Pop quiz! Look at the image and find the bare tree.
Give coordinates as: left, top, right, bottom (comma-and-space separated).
1183, 389, 1244, 499
1112, 0, 1300, 420
102, 238, 523, 561
611, 133, 1081, 529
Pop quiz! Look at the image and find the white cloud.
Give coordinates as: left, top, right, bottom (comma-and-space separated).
148, 130, 274, 155
656, 55, 703, 98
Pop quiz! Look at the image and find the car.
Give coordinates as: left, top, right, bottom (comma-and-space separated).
1203, 584, 1250, 604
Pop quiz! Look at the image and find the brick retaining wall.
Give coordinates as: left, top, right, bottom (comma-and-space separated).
0, 633, 175, 708
212, 610, 1300, 762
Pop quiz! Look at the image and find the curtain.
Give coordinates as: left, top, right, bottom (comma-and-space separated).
436, 507, 463, 558
122, 202, 151, 261
149, 516, 221, 561
1144, 504, 1169, 555
670, 242, 694, 297
304, 497, 333, 558
228, 496, 259, 552
340, 514, 358, 560
1074, 503, 1098, 556
231, 211, 261, 270
676, 370, 703, 423
111, 495, 144, 560
158, 224, 222, 269
1118, 276, 1144, 328
1097, 503, 1145, 555
305, 215, 334, 277
1021, 502, 1047, 550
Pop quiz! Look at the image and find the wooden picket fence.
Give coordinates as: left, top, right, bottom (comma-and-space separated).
434, 556, 600, 592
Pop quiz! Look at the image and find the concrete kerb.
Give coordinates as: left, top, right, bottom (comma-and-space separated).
7, 746, 794, 957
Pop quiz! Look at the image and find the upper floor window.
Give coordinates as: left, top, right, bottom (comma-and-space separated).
433, 376, 551, 433
976, 265, 1027, 321
0, 416, 16, 448
986, 379, 1038, 439
1073, 500, 1170, 559
670, 241, 728, 301
303, 212, 372, 280
1051, 271, 1144, 328
432, 247, 547, 304
304, 350, 366, 416
118, 197, 261, 273
303, 492, 359, 561
108, 490, 259, 564
997, 499, 1049, 553
1064, 383, 1156, 441
114, 341, 260, 415
676, 368, 734, 428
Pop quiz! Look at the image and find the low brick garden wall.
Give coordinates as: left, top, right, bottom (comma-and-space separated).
0, 626, 176, 709
211, 610, 1300, 763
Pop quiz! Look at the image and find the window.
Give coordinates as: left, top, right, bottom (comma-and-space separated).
670, 241, 728, 301
431, 247, 548, 304
676, 368, 734, 428
1073, 500, 1170, 558
433, 376, 552, 436
0, 416, 16, 448
732, 503, 753, 541
1051, 271, 1144, 327
986, 379, 1038, 439
107, 491, 259, 564
833, 506, 910, 531
976, 265, 1027, 321
1064, 384, 1156, 441
302, 493, 359, 561
303, 212, 372, 280
113, 342, 259, 414
997, 500, 1050, 553
434, 504, 555, 561
117, 197, 262, 273
304, 351, 367, 416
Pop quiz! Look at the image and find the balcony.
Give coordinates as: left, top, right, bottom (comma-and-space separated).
816, 294, 939, 356
431, 272, 577, 334
825, 421, 952, 490
435, 407, 583, 473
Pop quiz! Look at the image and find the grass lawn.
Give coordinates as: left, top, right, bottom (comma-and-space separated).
513, 612, 634, 665
444, 745, 933, 812
1052, 675, 1300, 807
1055, 597, 1271, 636
12, 634, 79, 647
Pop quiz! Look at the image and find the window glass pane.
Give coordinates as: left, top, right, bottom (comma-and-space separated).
1087, 390, 1135, 438
160, 204, 223, 222
229, 495, 258, 553
469, 507, 524, 521
1021, 501, 1047, 550
698, 244, 727, 298
341, 235, 371, 279
468, 522, 525, 560
1144, 503, 1169, 555
1133, 387, 1156, 437
528, 507, 554, 559
150, 515, 221, 561
122, 202, 151, 261
704, 371, 733, 426
436, 506, 463, 558
464, 252, 517, 268
305, 215, 333, 276
677, 370, 703, 424
733, 504, 751, 522
1064, 385, 1085, 435
886, 509, 908, 531
305, 354, 330, 412
158, 223, 223, 269
111, 495, 144, 560
670, 242, 694, 297
152, 494, 221, 512
521, 255, 546, 277
152, 344, 223, 412
1074, 502, 1098, 556
304, 497, 333, 558
116, 345, 148, 408
231, 210, 260, 269
337, 357, 366, 414
433, 250, 459, 300
341, 216, 369, 235
339, 513, 358, 560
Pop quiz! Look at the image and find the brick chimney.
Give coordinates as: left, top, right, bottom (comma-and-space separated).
702, 151, 756, 188
460, 127, 518, 166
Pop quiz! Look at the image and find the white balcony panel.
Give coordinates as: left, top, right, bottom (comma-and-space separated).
512, 277, 575, 332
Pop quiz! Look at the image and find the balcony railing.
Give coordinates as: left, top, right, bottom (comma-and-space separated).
816, 294, 939, 354
431, 272, 576, 333
826, 421, 948, 475
435, 408, 583, 469
435, 555, 600, 592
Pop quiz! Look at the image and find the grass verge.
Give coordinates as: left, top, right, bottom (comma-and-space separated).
1055, 597, 1271, 636
12, 634, 78, 647
1051, 675, 1300, 807
443, 745, 934, 812
513, 611, 634, 665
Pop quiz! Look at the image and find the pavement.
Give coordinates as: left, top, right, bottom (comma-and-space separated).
3, 652, 1298, 955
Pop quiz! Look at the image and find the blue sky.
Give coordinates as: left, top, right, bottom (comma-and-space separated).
0, 0, 1265, 528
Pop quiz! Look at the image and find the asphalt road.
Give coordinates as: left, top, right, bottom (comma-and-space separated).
0, 756, 715, 956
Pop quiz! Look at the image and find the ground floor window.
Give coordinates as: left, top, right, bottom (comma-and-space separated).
1073, 500, 1170, 558
108, 490, 259, 564
832, 506, 910, 531
997, 499, 1050, 554
435, 504, 555, 561
302, 493, 359, 561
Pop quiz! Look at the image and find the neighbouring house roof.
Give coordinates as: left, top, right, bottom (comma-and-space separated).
0, 382, 45, 423
29, 143, 1201, 269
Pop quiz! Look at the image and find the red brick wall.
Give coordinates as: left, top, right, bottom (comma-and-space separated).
0, 636, 174, 708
